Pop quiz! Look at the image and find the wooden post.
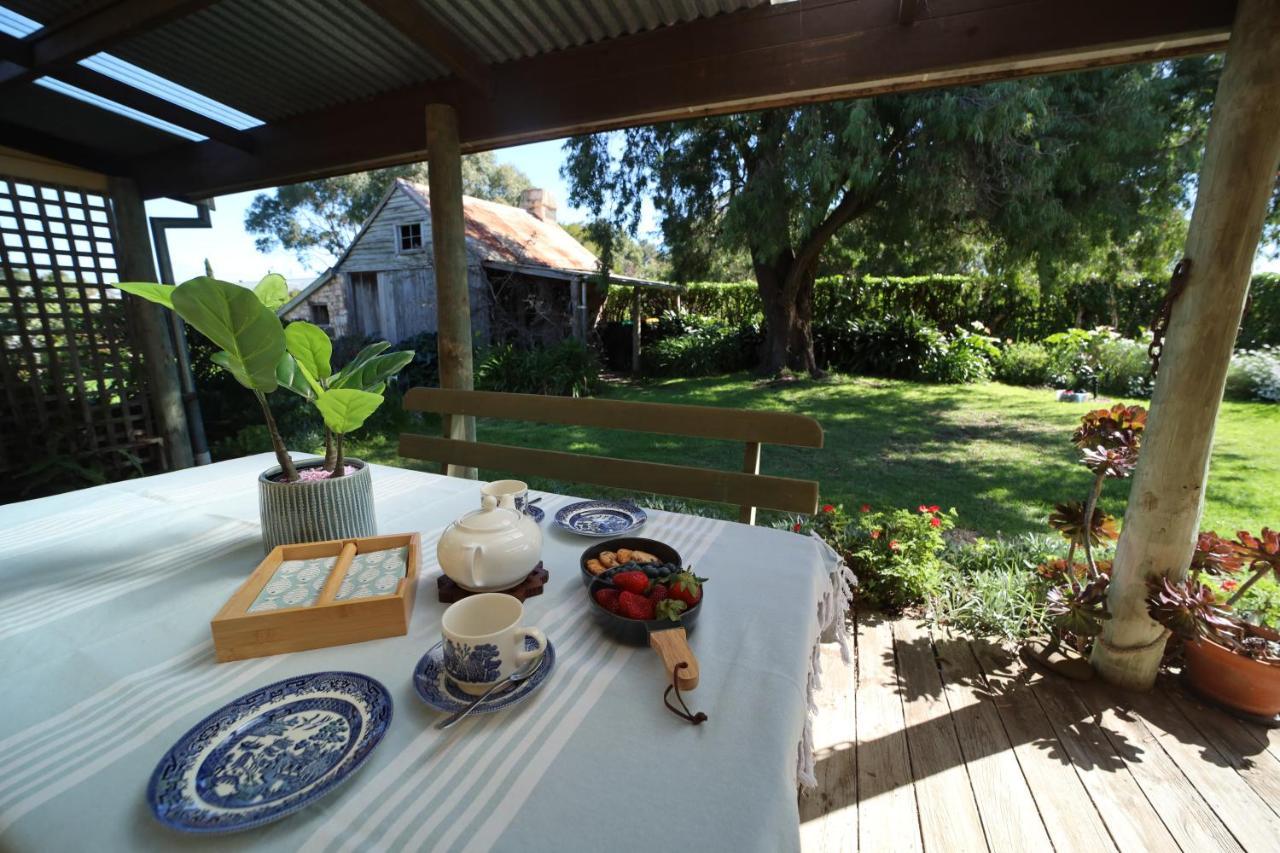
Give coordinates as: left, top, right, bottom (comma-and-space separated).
739, 441, 761, 525
108, 177, 193, 470
1091, 0, 1280, 690
630, 286, 642, 373
425, 103, 476, 479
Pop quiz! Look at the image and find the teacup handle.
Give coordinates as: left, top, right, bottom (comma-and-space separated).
515, 627, 547, 664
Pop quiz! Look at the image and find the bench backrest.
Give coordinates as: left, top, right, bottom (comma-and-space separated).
398, 388, 823, 524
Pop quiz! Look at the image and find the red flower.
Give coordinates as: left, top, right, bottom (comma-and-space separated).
822, 504, 835, 513
792, 522, 803, 532
917, 504, 929, 513
870, 529, 881, 540
1222, 579, 1239, 591
928, 505, 940, 513
930, 516, 941, 528
889, 540, 901, 551
860, 504, 871, 513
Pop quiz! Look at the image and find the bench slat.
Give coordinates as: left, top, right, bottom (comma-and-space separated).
398, 433, 820, 515
403, 388, 823, 448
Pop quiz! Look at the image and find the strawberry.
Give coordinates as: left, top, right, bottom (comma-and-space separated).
617, 590, 655, 620
612, 571, 650, 595
668, 572, 705, 607
647, 583, 668, 603
593, 588, 621, 613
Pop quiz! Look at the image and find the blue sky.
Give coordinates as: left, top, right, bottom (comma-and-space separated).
143, 139, 637, 284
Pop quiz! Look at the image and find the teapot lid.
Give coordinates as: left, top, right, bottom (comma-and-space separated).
456, 495, 522, 531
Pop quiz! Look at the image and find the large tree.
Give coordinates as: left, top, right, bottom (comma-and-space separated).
245, 152, 533, 266
564, 59, 1220, 374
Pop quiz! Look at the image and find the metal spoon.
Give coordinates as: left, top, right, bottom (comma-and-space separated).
435, 657, 543, 730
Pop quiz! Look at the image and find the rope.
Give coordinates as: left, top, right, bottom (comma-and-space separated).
1095, 627, 1172, 656
663, 663, 708, 725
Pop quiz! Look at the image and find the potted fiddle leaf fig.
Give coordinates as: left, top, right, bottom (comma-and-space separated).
1147, 528, 1280, 722
117, 275, 412, 551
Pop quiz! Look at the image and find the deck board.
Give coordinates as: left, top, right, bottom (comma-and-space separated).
894, 620, 987, 853
853, 614, 922, 853
801, 614, 1280, 853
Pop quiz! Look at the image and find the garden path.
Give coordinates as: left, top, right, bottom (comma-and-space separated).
802, 613, 1280, 852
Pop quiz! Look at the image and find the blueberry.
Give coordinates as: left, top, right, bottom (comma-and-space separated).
644, 567, 658, 578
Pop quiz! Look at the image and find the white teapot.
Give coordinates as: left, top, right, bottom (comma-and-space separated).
437, 495, 543, 591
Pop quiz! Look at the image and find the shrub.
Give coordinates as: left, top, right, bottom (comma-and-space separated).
932, 534, 1065, 638
476, 340, 602, 397
392, 332, 440, 390
1092, 332, 1153, 397
994, 341, 1054, 386
923, 324, 1000, 384
642, 318, 762, 377
1227, 346, 1280, 402
815, 314, 946, 379
786, 502, 954, 610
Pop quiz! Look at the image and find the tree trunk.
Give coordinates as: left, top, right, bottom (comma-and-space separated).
756, 252, 820, 375
1091, 0, 1280, 690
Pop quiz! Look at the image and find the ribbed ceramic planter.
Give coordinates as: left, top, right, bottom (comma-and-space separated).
258, 458, 377, 552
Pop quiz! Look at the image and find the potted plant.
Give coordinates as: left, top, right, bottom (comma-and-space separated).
1147, 528, 1280, 722
119, 275, 412, 550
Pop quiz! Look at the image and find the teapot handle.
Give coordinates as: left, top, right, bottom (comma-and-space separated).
464, 543, 484, 586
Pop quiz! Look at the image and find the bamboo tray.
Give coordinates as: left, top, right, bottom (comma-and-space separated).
211, 533, 419, 662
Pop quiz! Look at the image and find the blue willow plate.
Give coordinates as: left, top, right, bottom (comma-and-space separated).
553, 500, 647, 537
524, 504, 544, 524
412, 637, 555, 715
147, 671, 392, 834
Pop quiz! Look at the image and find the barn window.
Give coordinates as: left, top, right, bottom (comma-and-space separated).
397, 222, 423, 252
310, 303, 330, 325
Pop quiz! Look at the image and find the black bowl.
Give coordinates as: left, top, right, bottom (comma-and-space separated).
578, 537, 683, 588
586, 577, 702, 646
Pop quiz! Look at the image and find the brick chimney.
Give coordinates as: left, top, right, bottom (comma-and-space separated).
518, 188, 557, 223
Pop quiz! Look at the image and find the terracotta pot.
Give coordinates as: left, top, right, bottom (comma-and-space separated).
1183, 624, 1280, 718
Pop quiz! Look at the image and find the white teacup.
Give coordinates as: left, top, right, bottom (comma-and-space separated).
441, 593, 546, 695
480, 479, 528, 513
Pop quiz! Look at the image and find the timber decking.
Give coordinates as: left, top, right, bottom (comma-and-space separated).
802, 613, 1280, 853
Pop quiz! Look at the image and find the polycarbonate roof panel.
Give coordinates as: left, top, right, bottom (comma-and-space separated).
0, 85, 181, 157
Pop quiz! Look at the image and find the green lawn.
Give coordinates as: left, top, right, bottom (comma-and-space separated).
350, 374, 1280, 538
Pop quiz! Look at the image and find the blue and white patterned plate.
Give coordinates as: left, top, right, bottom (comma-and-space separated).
412, 637, 555, 715
553, 501, 647, 537
524, 504, 544, 524
147, 671, 392, 834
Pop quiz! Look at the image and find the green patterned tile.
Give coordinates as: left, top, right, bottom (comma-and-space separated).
248, 556, 336, 612
337, 546, 408, 601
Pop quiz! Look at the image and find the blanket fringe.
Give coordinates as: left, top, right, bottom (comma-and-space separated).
798, 534, 856, 789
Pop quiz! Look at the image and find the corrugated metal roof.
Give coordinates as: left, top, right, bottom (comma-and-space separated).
423, 0, 770, 64
0, 85, 179, 157
398, 179, 599, 271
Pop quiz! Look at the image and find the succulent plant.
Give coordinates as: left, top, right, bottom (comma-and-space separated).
1072, 404, 1147, 450
1049, 501, 1119, 548
1080, 445, 1137, 479
1145, 576, 1239, 643
1046, 574, 1111, 638
1189, 531, 1244, 578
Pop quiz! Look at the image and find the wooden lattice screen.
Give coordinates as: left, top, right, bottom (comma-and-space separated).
0, 175, 163, 500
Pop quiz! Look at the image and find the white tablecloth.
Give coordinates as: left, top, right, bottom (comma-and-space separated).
0, 453, 845, 852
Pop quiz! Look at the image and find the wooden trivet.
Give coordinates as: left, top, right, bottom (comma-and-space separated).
436, 563, 548, 603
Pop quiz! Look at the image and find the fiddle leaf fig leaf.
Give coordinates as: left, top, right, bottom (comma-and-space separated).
329, 351, 413, 391
210, 350, 253, 389
284, 321, 332, 380
253, 273, 290, 310
314, 388, 383, 435
116, 281, 176, 309
171, 276, 283, 392
332, 341, 391, 385
275, 352, 315, 399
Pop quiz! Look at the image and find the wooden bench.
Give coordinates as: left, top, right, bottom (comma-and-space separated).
398, 388, 824, 524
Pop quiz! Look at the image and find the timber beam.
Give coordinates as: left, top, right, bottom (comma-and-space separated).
359, 0, 492, 95
132, 0, 1234, 200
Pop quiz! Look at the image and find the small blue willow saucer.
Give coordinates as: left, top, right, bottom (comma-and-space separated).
147, 671, 392, 834
553, 500, 647, 537
524, 504, 544, 524
413, 637, 555, 715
